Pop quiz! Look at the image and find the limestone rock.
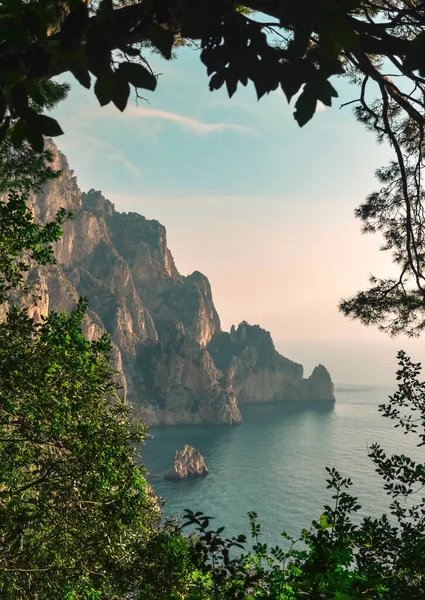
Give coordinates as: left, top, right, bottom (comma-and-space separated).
23, 141, 235, 425
287, 364, 335, 401
208, 323, 335, 403
135, 321, 242, 425
165, 445, 208, 480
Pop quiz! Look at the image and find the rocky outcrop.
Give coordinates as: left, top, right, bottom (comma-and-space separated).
165, 445, 208, 480
135, 321, 241, 425
287, 364, 335, 401
8, 141, 335, 425
208, 322, 335, 403
22, 141, 236, 425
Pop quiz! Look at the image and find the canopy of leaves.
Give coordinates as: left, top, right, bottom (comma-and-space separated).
0, 0, 422, 143
2, 0, 425, 335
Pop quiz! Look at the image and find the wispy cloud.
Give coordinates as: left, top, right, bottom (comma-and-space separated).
60, 132, 142, 180
124, 105, 258, 136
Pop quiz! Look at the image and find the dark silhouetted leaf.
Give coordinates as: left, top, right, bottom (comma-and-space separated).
146, 24, 174, 60
209, 71, 225, 92
25, 122, 44, 152
10, 119, 26, 148
404, 31, 425, 74
11, 84, 29, 117
225, 69, 238, 98
34, 114, 64, 137
26, 46, 51, 79
70, 65, 91, 89
112, 77, 130, 111
118, 62, 157, 91
60, 4, 89, 49
280, 63, 304, 102
294, 85, 317, 127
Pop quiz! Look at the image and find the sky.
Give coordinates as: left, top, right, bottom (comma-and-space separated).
51, 45, 423, 359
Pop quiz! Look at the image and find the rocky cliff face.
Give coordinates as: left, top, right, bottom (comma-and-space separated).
135, 321, 241, 425
15, 141, 334, 425
208, 323, 335, 403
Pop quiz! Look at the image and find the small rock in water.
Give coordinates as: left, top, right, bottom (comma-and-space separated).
165, 444, 208, 480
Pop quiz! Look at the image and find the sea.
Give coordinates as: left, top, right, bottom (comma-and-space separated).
143, 339, 425, 548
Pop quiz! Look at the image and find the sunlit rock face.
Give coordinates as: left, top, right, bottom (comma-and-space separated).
24, 141, 235, 425
208, 323, 335, 404
165, 445, 209, 480
15, 141, 334, 425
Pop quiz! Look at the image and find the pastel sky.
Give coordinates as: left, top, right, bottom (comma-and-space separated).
52, 46, 404, 347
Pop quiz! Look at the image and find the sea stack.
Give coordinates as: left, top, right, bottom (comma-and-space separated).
165, 445, 209, 480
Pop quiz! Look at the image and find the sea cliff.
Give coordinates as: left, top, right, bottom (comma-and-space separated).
208, 322, 335, 404
14, 141, 335, 424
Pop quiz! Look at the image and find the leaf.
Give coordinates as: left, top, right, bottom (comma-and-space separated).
98, 0, 113, 17
11, 83, 29, 117
26, 46, 51, 79
95, 70, 130, 112
86, 23, 111, 77
314, 78, 338, 106
226, 70, 238, 98
94, 73, 114, 106
60, 4, 89, 49
294, 85, 317, 127
209, 71, 225, 92
112, 77, 130, 112
0, 69, 23, 86
118, 45, 140, 57
23, 4, 52, 38
10, 119, 26, 148
33, 114, 64, 137
319, 513, 332, 529
329, 15, 358, 50
404, 31, 425, 74
117, 62, 157, 91
280, 63, 304, 103
6, 23, 29, 52
70, 65, 91, 89
253, 74, 269, 100
25, 122, 44, 152
146, 24, 174, 60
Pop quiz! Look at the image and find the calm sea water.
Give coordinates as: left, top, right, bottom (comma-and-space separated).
143, 340, 425, 547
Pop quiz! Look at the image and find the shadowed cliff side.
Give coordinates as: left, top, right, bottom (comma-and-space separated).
208, 322, 335, 403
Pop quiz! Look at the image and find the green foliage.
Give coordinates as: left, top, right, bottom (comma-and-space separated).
0, 299, 159, 598
0, 141, 61, 194
0, 0, 423, 150
0, 80, 68, 193
1, 3, 425, 598
0, 189, 70, 302
0, 166, 161, 599
175, 351, 425, 600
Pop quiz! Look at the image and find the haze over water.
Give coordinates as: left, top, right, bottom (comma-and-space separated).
144, 338, 425, 547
